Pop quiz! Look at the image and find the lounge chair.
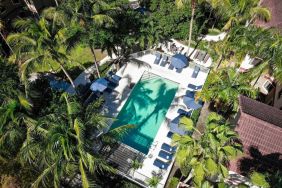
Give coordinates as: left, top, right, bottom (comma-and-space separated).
160, 56, 168, 67
192, 66, 200, 78
177, 109, 192, 117
111, 74, 121, 82
158, 150, 174, 160
187, 84, 203, 91
176, 68, 183, 73
203, 54, 210, 63
153, 158, 170, 170
186, 90, 195, 98
161, 143, 177, 153
168, 64, 174, 70
154, 53, 162, 64
193, 51, 199, 59
167, 131, 174, 138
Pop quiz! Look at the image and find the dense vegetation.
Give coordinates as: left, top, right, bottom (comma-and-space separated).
1, 0, 282, 187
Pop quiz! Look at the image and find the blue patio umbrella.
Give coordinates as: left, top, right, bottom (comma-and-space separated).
90, 78, 109, 92
183, 96, 202, 110
171, 54, 188, 69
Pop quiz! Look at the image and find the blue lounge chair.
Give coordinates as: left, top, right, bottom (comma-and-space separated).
158, 150, 174, 160
176, 68, 183, 73
192, 66, 200, 78
187, 84, 203, 90
111, 74, 121, 82
161, 143, 177, 153
167, 131, 174, 138
154, 53, 162, 64
186, 90, 195, 98
177, 109, 192, 117
168, 63, 174, 70
160, 56, 168, 67
153, 158, 170, 170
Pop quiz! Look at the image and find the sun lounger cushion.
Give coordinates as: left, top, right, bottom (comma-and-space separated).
158, 150, 174, 160
177, 109, 192, 117
153, 158, 170, 170
187, 84, 203, 90
161, 143, 177, 153
167, 131, 174, 138
176, 68, 183, 73
168, 64, 174, 70
192, 66, 200, 78
111, 74, 121, 82
160, 56, 168, 67
154, 53, 161, 64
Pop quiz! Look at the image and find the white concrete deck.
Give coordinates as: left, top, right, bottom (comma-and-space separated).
102, 51, 211, 187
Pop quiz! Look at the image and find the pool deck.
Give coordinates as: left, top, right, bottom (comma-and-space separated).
102, 49, 211, 187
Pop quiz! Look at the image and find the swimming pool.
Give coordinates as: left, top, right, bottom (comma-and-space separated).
111, 73, 178, 154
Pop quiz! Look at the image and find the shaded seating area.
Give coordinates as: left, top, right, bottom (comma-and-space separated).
171, 54, 188, 73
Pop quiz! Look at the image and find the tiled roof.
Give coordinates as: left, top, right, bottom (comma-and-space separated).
239, 95, 282, 127
229, 96, 282, 173
255, 0, 282, 31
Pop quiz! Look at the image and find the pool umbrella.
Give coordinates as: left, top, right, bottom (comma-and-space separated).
169, 116, 186, 135
183, 96, 202, 110
171, 54, 188, 69
90, 78, 109, 92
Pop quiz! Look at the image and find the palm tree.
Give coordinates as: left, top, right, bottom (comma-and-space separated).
172, 113, 242, 187
7, 17, 77, 89
19, 93, 132, 187
58, 0, 116, 78
217, 0, 271, 30
18, 93, 114, 187
175, 0, 197, 53
0, 94, 33, 160
0, 20, 14, 54
199, 68, 257, 114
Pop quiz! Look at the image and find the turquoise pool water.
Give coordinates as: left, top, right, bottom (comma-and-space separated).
111, 74, 178, 154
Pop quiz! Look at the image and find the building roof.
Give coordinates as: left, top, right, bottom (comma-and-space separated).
239, 95, 282, 127
255, 0, 282, 31
229, 95, 282, 174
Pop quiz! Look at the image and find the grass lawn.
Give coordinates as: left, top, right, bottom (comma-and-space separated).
33, 45, 108, 79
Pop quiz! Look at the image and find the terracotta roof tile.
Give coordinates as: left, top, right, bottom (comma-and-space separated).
229, 96, 282, 173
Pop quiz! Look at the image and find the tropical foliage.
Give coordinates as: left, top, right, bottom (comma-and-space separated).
172, 113, 243, 187
199, 68, 257, 114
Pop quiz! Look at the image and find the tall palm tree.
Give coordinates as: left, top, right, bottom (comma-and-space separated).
58, 0, 116, 78
19, 93, 132, 188
175, 0, 197, 53
172, 113, 242, 187
7, 17, 77, 89
199, 68, 257, 114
